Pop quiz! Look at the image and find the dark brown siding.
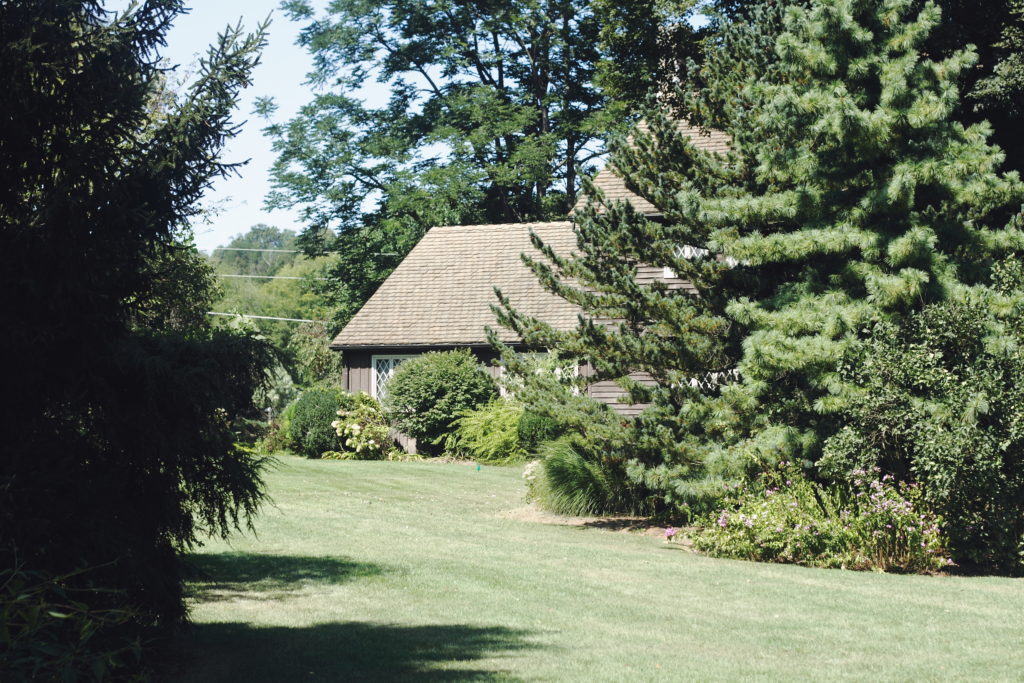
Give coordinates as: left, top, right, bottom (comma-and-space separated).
342, 350, 373, 395
586, 371, 655, 417
338, 345, 507, 453
635, 264, 696, 293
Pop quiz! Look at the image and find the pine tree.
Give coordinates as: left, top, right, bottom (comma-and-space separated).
496, 0, 1024, 512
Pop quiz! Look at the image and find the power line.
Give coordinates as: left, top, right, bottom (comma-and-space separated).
212, 247, 300, 253
218, 274, 331, 281
207, 312, 328, 323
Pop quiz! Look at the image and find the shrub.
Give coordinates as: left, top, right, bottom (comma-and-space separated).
330, 393, 396, 460
287, 387, 354, 458
516, 409, 562, 454
0, 558, 143, 681
287, 322, 344, 386
444, 400, 527, 464
382, 350, 497, 453
526, 437, 656, 516
820, 293, 1024, 573
691, 467, 949, 573
253, 363, 299, 420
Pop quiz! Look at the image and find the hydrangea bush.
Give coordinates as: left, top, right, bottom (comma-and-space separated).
691, 466, 948, 573
329, 393, 395, 460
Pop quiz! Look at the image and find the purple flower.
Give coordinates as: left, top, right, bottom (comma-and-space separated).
664, 527, 678, 539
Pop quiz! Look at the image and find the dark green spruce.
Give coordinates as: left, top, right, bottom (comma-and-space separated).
0, 1, 274, 670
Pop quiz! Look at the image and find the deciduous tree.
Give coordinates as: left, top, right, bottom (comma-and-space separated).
266, 0, 704, 326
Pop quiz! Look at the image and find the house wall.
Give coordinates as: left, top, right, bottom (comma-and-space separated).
341, 346, 503, 396
635, 264, 695, 292
339, 346, 505, 454
338, 262, 690, 438
586, 373, 655, 418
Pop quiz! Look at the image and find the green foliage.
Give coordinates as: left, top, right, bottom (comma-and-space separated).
496, 0, 1024, 513
286, 322, 344, 387
134, 239, 222, 332
331, 393, 397, 460
970, 0, 1024, 155
820, 292, 1024, 573
691, 467, 949, 573
382, 350, 498, 453
0, 558, 144, 681
266, 0, 711, 328
210, 224, 337, 359
288, 387, 353, 458
593, 0, 704, 109
526, 438, 655, 516
259, 397, 300, 455
253, 362, 300, 420
716, 0, 1024, 172
0, 0, 272, 643
210, 224, 299, 277
444, 400, 528, 464
516, 409, 563, 454
489, 348, 661, 513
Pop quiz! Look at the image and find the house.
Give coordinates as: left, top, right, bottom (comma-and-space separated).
329, 122, 729, 434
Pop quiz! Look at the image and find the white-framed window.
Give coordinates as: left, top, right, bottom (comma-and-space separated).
372, 354, 417, 399
663, 244, 710, 279
663, 244, 739, 279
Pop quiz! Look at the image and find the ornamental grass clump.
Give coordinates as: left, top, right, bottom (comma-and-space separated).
691, 466, 948, 573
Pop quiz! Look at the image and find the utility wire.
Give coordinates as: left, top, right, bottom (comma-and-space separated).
218, 274, 331, 281
207, 312, 329, 324
212, 247, 300, 253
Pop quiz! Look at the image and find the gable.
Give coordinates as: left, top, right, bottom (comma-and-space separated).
575, 121, 732, 216
330, 221, 580, 349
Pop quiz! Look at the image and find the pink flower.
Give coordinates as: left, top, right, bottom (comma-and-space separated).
664, 527, 678, 539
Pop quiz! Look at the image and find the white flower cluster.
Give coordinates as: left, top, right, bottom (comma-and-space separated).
522, 460, 542, 482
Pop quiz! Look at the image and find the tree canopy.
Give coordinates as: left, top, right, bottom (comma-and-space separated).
496, 0, 1024, 512
710, 0, 1024, 171
265, 0, 704, 327
0, 0, 273, 660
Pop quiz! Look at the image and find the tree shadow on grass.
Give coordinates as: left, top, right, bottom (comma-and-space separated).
183, 552, 389, 602
167, 621, 538, 682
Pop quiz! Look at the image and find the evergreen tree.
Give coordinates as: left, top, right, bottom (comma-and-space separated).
496, 0, 1024, 511
0, 0, 273, 649
713, 0, 1024, 173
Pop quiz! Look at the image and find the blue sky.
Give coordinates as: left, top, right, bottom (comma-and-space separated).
149, 2, 333, 252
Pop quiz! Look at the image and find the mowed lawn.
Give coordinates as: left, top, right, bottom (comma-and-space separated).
169, 456, 1024, 681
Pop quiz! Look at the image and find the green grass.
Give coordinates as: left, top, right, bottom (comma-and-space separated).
169, 456, 1024, 681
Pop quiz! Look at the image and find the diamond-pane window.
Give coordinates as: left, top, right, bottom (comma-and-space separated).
663, 244, 710, 279
373, 355, 415, 398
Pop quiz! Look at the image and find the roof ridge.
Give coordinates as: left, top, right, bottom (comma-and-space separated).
429, 220, 574, 231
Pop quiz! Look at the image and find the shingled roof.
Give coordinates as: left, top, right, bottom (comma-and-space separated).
330, 221, 580, 349
576, 121, 732, 215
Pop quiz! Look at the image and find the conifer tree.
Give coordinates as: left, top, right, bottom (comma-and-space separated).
1, 0, 273, 644
496, 0, 1024, 511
